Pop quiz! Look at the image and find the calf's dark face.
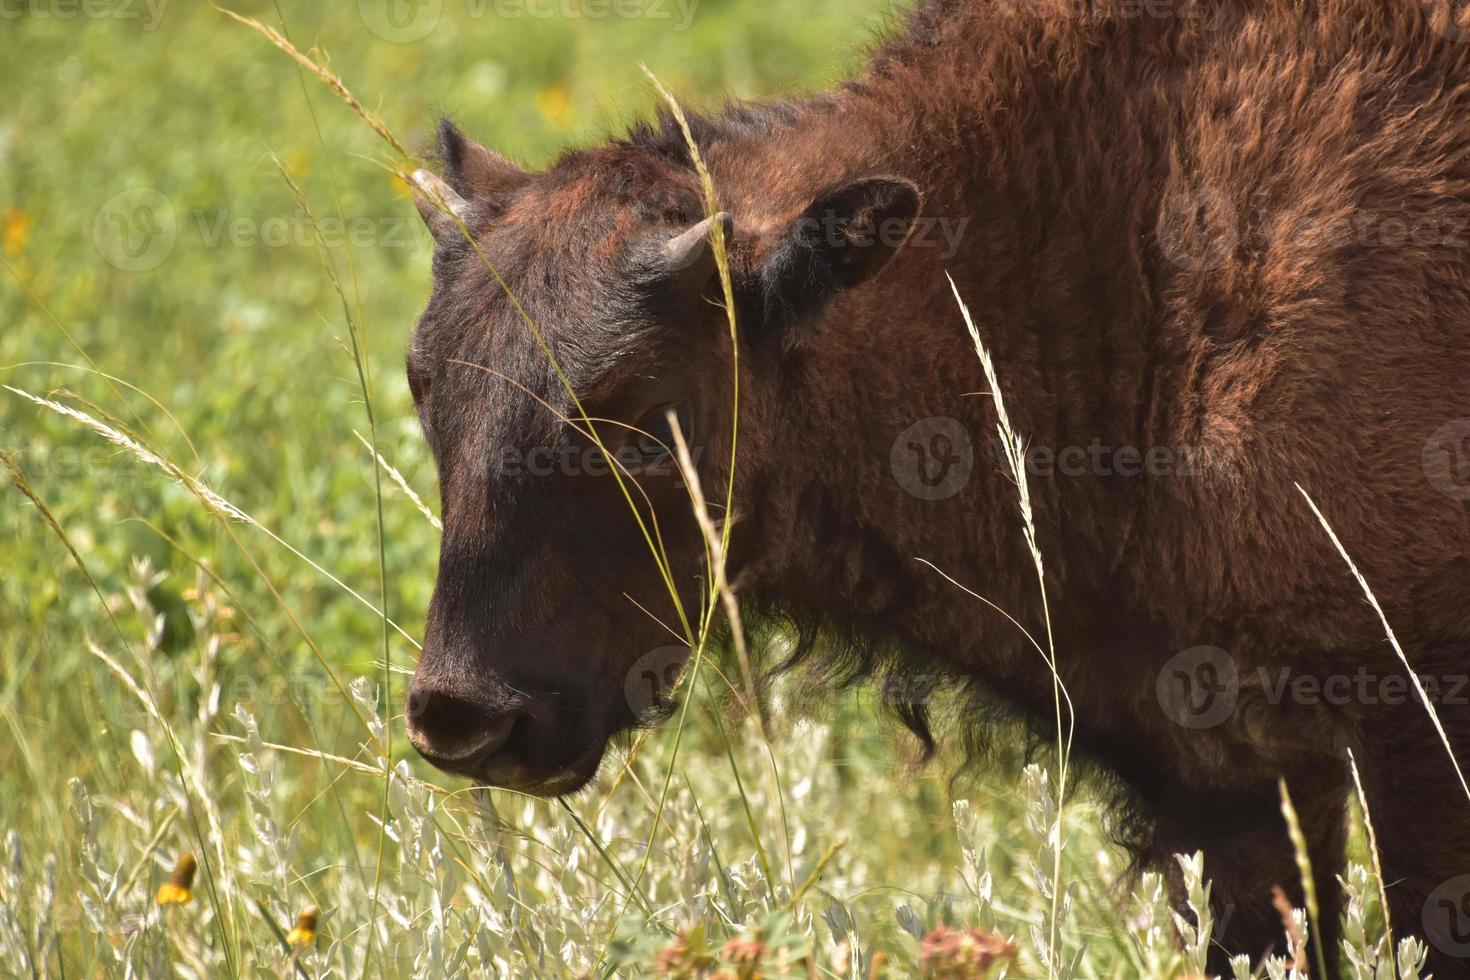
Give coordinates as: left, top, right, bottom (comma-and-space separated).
404, 121, 920, 795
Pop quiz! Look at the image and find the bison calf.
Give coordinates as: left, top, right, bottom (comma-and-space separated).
402, 0, 1470, 974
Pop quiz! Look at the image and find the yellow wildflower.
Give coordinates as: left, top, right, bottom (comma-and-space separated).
286, 906, 318, 946
536, 86, 574, 131
3, 206, 30, 257
285, 149, 311, 180
156, 852, 196, 906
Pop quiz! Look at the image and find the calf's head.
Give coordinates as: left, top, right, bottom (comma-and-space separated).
404, 120, 919, 794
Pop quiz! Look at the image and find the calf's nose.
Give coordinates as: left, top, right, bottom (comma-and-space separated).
405, 681, 519, 764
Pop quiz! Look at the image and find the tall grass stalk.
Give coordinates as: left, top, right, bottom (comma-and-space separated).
1346, 747, 1396, 978
355, 430, 442, 530
270, 152, 400, 978
948, 274, 1076, 976
639, 65, 745, 661
2, 455, 240, 973
598, 75, 796, 974
3, 386, 389, 745
1279, 778, 1330, 979
1296, 484, 1470, 807
213, 7, 410, 160
3, 383, 421, 649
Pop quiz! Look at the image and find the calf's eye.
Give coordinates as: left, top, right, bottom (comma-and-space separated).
633, 403, 691, 463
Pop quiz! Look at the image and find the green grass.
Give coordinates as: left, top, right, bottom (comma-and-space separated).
0, 3, 1418, 976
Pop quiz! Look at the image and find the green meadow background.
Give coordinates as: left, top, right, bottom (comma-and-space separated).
0, 2, 1404, 977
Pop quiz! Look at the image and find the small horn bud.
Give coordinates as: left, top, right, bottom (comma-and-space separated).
663, 212, 733, 275
410, 169, 473, 239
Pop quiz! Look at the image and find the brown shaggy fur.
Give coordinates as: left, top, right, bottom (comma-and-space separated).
405, 1, 1470, 973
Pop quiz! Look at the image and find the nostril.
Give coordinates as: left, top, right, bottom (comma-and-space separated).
405, 686, 517, 763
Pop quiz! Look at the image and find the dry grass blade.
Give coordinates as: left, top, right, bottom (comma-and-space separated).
211, 733, 406, 785
1279, 778, 1329, 979
2, 453, 240, 971
5, 384, 250, 524
5, 384, 421, 650
1296, 483, 1470, 808
1346, 746, 1396, 977
354, 430, 441, 530
788, 836, 846, 909
85, 641, 167, 729
669, 413, 761, 732
947, 273, 1074, 976
214, 5, 410, 160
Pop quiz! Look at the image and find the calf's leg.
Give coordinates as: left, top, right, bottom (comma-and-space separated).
1353, 657, 1470, 980
1147, 773, 1347, 978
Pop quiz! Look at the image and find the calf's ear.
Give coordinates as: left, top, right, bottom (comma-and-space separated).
436, 118, 530, 206
759, 176, 921, 346
412, 120, 532, 242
